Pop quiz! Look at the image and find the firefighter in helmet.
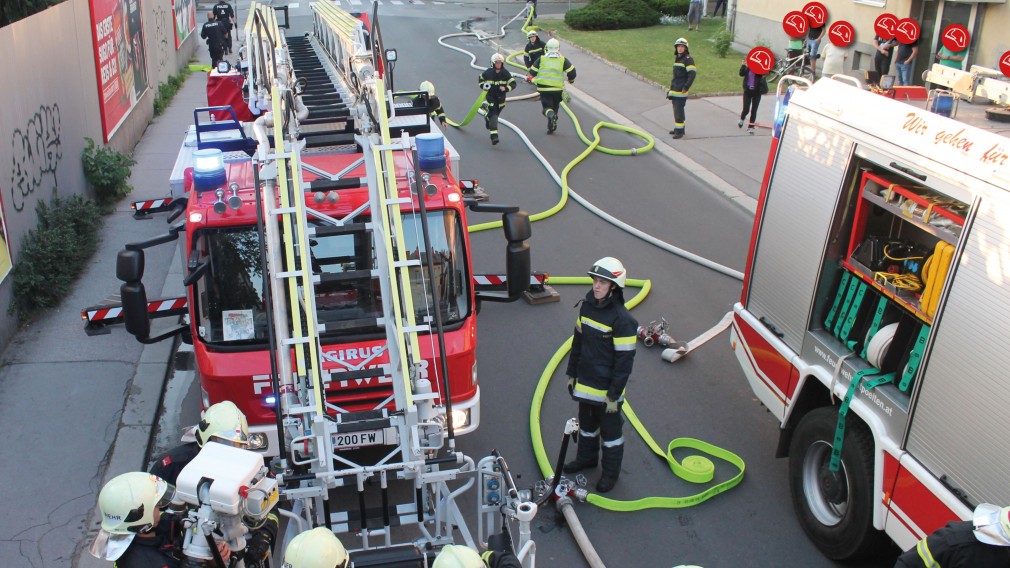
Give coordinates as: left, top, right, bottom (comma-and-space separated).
283, 527, 349, 568
147, 400, 278, 568
529, 38, 576, 134
433, 544, 521, 568
415, 81, 447, 129
895, 503, 1010, 567
523, 29, 545, 71
479, 53, 516, 145
89, 472, 232, 566
563, 257, 637, 493
667, 37, 696, 139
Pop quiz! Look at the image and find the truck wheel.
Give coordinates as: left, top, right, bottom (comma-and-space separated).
788, 406, 887, 560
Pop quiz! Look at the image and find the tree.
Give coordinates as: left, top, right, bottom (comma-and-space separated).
1, 0, 67, 28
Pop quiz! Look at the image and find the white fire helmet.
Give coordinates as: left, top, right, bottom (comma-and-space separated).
432, 545, 484, 568
545, 38, 560, 55
195, 400, 249, 447
282, 527, 349, 568
973, 503, 1010, 546
89, 472, 176, 560
420, 81, 435, 96
588, 257, 627, 289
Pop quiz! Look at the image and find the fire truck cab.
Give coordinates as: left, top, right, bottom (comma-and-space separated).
732, 73, 1010, 560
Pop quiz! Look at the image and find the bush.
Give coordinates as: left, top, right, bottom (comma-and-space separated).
81, 137, 136, 209
713, 27, 735, 58
153, 69, 190, 116
565, 0, 660, 30
9, 195, 103, 321
645, 0, 688, 17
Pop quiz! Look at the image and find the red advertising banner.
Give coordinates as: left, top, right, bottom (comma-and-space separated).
89, 0, 149, 142
173, 0, 196, 49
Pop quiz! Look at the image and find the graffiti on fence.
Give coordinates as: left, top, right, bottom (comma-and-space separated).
154, 4, 170, 75
10, 104, 62, 213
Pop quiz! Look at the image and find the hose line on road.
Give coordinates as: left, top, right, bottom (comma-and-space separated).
434, 8, 747, 564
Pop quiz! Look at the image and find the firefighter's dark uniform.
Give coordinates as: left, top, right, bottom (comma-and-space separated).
148, 442, 279, 568
523, 37, 546, 70
114, 528, 182, 568
479, 65, 516, 144
201, 18, 227, 66
413, 95, 447, 127
895, 521, 1010, 568
565, 288, 637, 491
212, 0, 235, 53
530, 54, 575, 133
667, 48, 696, 138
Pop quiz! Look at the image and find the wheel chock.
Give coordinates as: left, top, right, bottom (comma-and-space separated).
523, 284, 560, 305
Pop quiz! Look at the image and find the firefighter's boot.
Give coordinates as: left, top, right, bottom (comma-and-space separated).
596, 443, 623, 493
490, 132, 499, 145
563, 431, 599, 474
546, 109, 557, 134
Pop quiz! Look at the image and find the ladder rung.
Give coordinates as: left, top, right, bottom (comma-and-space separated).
283, 337, 312, 345
402, 325, 429, 334
276, 270, 303, 278
313, 222, 370, 237
386, 197, 411, 205
271, 206, 298, 215
325, 367, 387, 382
318, 269, 375, 284
393, 259, 421, 268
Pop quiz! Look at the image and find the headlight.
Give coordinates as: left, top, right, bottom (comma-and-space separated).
451, 409, 469, 429
248, 432, 268, 451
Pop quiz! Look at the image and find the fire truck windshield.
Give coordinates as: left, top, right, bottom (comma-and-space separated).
192, 210, 470, 347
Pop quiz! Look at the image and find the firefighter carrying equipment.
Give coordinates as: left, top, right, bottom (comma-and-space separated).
90, 472, 176, 560
283, 527, 349, 568
531, 276, 746, 511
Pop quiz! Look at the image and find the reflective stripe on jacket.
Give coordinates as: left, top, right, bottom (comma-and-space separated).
565, 290, 637, 404
479, 66, 516, 105
668, 52, 696, 97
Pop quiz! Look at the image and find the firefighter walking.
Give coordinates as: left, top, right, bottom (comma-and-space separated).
667, 37, 696, 139
563, 257, 637, 493
529, 38, 576, 134
479, 53, 516, 145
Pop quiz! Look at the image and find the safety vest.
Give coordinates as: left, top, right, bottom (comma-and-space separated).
534, 56, 565, 91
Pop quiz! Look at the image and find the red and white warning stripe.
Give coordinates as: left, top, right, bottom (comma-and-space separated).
86, 306, 123, 322
146, 297, 188, 314
84, 297, 188, 323
132, 198, 174, 211
472, 273, 548, 286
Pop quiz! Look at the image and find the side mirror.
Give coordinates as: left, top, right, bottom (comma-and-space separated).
503, 210, 531, 300
121, 282, 151, 340
117, 249, 145, 283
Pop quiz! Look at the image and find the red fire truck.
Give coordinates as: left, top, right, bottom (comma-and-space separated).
94, 1, 532, 458
732, 71, 1010, 561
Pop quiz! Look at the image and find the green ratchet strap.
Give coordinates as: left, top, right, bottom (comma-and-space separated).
832, 275, 860, 338
530, 277, 745, 512
859, 296, 889, 358
898, 325, 930, 392
824, 271, 851, 330
838, 280, 868, 346
829, 369, 894, 472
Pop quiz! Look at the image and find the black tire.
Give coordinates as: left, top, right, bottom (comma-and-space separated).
788, 407, 888, 561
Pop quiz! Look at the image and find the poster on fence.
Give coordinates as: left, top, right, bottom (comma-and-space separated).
88, 0, 149, 142
0, 184, 11, 286
173, 0, 196, 49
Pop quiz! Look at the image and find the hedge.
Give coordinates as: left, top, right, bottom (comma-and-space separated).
565, 0, 660, 31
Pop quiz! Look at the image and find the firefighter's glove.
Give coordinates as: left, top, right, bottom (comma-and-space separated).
567, 376, 575, 395
526, 75, 534, 82
605, 397, 619, 414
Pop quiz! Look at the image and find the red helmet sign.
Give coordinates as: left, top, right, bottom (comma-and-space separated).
828, 21, 855, 47
895, 18, 920, 45
874, 13, 898, 41
1000, 50, 1010, 79
802, 2, 827, 27
942, 24, 969, 52
746, 47, 774, 75
782, 10, 808, 38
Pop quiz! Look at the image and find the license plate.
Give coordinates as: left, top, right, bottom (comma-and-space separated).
332, 429, 385, 450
